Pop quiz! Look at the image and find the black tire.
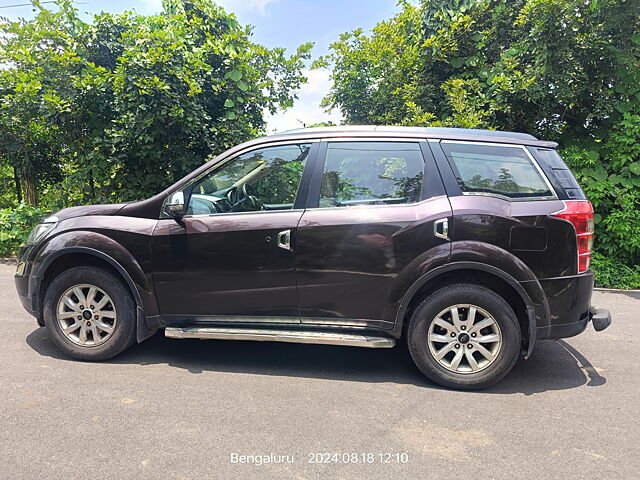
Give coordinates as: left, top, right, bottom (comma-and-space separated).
43, 266, 136, 361
407, 284, 521, 390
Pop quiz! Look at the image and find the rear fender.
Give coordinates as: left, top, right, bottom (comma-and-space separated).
394, 241, 550, 358
448, 240, 551, 329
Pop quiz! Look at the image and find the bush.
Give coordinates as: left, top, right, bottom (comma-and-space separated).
591, 252, 640, 290
0, 203, 44, 257
562, 113, 640, 269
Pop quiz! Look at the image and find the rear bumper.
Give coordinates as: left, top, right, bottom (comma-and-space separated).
537, 306, 611, 340
535, 271, 595, 340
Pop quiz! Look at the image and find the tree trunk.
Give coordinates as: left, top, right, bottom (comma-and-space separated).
13, 166, 22, 204
88, 170, 95, 201
20, 167, 38, 206
20, 151, 38, 206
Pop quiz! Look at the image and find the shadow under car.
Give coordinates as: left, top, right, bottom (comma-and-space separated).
26, 327, 605, 394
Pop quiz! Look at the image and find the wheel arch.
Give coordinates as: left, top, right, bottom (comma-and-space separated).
394, 262, 544, 358
33, 243, 157, 343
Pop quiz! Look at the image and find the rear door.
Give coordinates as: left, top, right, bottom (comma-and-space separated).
294, 139, 452, 328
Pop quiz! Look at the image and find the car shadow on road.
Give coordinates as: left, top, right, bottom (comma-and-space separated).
25, 327, 605, 394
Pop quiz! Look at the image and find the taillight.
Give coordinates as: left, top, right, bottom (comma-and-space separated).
551, 200, 594, 273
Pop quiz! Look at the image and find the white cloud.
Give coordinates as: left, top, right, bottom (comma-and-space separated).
140, 0, 278, 15
264, 68, 342, 133
215, 0, 279, 16
140, 0, 163, 13
0, 31, 16, 70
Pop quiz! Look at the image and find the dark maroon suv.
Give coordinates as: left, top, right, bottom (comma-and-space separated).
14, 126, 612, 389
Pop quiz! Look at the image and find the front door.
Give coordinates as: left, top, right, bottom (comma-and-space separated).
151, 141, 317, 324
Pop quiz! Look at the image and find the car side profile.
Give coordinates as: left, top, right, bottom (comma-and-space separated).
14, 126, 612, 389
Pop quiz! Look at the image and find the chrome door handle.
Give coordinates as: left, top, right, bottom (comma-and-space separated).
277, 229, 292, 251
434, 218, 449, 241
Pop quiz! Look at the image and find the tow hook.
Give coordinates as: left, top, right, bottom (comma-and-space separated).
590, 307, 612, 332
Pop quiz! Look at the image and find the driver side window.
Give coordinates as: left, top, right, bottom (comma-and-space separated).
187, 143, 311, 215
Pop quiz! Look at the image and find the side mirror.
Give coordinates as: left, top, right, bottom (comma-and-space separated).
164, 191, 186, 218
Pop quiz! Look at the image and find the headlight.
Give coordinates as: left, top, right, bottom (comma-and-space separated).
26, 217, 58, 245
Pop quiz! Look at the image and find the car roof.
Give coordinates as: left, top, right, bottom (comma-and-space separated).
268, 125, 557, 148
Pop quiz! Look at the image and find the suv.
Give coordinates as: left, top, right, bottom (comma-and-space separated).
14, 126, 612, 389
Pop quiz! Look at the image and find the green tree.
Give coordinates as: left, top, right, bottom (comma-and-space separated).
314, 2, 427, 125
318, 0, 640, 280
319, 0, 639, 138
0, 0, 312, 205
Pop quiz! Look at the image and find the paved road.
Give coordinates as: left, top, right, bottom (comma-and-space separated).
1, 264, 638, 479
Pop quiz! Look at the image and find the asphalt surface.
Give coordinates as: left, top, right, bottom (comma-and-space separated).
1, 263, 638, 479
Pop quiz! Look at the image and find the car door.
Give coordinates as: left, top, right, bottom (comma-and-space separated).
151, 141, 318, 324
294, 139, 452, 328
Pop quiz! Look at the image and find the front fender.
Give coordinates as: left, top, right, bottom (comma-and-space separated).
30, 229, 158, 342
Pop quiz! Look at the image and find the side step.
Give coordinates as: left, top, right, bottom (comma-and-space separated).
164, 327, 395, 349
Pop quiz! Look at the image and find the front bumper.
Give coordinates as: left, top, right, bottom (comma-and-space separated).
14, 244, 42, 324
15, 269, 33, 311
15, 270, 43, 323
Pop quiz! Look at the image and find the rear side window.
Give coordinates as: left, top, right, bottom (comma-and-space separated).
319, 142, 424, 207
442, 142, 554, 199
534, 148, 585, 199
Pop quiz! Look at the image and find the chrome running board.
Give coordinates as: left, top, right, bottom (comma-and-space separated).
164, 327, 395, 348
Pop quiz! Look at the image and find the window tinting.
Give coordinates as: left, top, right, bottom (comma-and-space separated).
319, 142, 424, 207
442, 142, 553, 198
534, 148, 585, 199
188, 143, 310, 214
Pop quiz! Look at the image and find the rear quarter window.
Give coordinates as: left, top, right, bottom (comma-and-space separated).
441, 142, 554, 199
534, 148, 585, 199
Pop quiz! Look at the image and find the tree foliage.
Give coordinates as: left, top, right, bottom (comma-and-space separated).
0, 0, 312, 205
318, 0, 640, 281
0, 202, 43, 256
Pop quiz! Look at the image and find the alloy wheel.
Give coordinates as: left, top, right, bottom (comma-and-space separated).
56, 284, 117, 347
427, 303, 502, 374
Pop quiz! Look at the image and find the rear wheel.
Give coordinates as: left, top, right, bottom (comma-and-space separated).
43, 266, 136, 361
408, 284, 521, 390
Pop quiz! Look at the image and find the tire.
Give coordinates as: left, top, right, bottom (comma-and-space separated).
407, 284, 521, 390
43, 266, 137, 361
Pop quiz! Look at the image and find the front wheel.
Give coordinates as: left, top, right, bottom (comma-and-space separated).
407, 284, 521, 390
43, 266, 137, 361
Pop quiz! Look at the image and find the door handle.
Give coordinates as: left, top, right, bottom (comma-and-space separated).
277, 229, 292, 251
434, 218, 449, 241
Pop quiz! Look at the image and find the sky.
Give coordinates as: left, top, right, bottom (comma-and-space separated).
1, 0, 402, 132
